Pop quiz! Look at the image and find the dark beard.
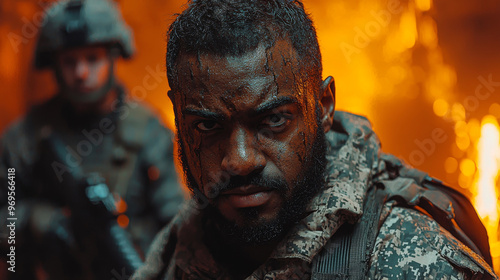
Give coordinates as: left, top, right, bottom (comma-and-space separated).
177, 109, 327, 245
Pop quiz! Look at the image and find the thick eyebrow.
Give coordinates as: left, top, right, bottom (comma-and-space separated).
182, 96, 298, 120
182, 108, 225, 121
253, 96, 299, 116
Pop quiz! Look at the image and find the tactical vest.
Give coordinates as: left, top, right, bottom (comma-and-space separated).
23, 90, 156, 279
311, 153, 493, 280
26, 89, 154, 202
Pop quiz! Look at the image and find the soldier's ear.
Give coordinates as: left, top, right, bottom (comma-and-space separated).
168, 90, 179, 116
319, 76, 336, 133
168, 90, 175, 102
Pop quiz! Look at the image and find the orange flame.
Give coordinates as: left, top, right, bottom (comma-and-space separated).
473, 116, 500, 269
474, 117, 500, 223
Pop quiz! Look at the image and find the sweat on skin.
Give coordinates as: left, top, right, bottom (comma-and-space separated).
168, 39, 335, 271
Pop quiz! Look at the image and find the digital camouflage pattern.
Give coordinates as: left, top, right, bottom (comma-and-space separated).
133, 111, 497, 280
370, 205, 495, 279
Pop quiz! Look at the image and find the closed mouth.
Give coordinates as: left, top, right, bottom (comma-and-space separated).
221, 185, 271, 196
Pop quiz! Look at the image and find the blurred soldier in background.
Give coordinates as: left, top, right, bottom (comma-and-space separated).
0, 0, 184, 278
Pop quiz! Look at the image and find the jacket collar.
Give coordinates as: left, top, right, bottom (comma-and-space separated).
270, 111, 381, 262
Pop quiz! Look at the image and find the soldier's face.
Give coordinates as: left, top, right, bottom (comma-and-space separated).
172, 40, 332, 243
55, 46, 111, 95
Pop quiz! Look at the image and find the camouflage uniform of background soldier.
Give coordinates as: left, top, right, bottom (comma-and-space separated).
132, 0, 497, 279
0, 0, 184, 279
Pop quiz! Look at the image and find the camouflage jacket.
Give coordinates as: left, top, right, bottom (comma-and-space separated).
133, 111, 497, 280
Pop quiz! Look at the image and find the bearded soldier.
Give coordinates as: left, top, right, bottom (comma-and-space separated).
134, 0, 496, 279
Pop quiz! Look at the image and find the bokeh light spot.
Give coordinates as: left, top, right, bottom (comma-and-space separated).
433, 99, 449, 117
444, 157, 458, 173
460, 158, 476, 177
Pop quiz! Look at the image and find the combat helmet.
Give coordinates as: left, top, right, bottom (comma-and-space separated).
34, 0, 135, 69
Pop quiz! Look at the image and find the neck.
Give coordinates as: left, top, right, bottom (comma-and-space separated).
73, 86, 118, 115
239, 239, 280, 264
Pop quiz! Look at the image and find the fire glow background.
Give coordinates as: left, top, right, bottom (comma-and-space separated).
1, 0, 499, 274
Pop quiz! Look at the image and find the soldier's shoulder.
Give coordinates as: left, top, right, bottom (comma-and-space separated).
369, 206, 497, 279
121, 100, 172, 135
124, 100, 155, 117
1, 97, 64, 172
2, 96, 61, 137
133, 201, 199, 280
116, 99, 171, 149
132, 221, 176, 280
1, 106, 43, 146
122, 97, 165, 124
332, 111, 373, 136
2, 117, 27, 142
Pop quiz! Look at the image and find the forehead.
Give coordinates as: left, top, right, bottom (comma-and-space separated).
175, 40, 306, 109
57, 45, 108, 58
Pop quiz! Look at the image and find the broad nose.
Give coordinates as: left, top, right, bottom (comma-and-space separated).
221, 127, 266, 176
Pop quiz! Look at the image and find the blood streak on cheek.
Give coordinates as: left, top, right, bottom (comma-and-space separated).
184, 125, 202, 174
275, 133, 299, 163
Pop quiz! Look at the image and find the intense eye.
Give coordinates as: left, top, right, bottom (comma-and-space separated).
262, 114, 288, 127
195, 120, 221, 132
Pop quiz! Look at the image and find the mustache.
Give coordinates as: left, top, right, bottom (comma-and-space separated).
208, 173, 288, 198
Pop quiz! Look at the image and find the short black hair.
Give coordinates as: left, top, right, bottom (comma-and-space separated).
166, 0, 322, 93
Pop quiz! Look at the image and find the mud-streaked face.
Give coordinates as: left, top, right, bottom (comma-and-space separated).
171, 40, 334, 243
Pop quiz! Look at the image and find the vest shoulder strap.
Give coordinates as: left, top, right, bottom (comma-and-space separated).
312, 153, 493, 279
311, 184, 387, 280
